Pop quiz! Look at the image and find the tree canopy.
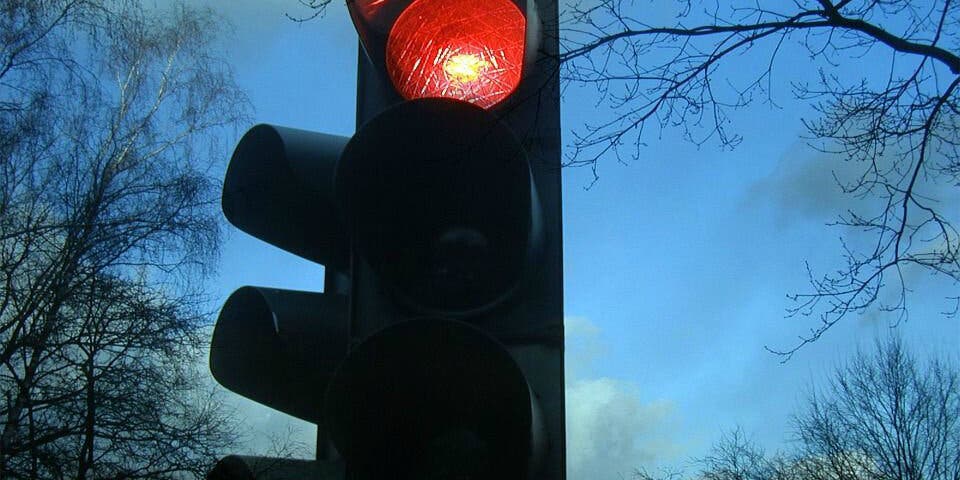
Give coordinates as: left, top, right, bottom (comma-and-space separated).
635, 336, 959, 480
1, 1, 250, 477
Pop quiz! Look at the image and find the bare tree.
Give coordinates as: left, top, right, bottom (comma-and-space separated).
697, 429, 777, 480
5, 275, 236, 479
794, 336, 960, 480
0, 0, 250, 478
562, 0, 959, 358
284, 0, 334, 22
629, 337, 958, 480
630, 428, 794, 480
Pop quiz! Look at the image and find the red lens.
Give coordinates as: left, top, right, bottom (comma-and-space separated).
386, 0, 526, 109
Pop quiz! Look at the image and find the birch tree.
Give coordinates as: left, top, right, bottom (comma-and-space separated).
1, 1, 249, 477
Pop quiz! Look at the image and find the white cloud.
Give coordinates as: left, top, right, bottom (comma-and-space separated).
566, 377, 679, 480
565, 315, 604, 378
743, 143, 959, 231
564, 317, 682, 479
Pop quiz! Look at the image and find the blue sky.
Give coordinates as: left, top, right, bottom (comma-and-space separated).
199, 1, 959, 478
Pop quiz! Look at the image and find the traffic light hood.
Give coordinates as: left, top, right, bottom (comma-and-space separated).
209, 286, 349, 423
222, 125, 350, 270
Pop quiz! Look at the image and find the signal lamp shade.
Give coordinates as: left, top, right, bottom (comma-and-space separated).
385, 0, 526, 109
209, 286, 348, 424
222, 125, 350, 270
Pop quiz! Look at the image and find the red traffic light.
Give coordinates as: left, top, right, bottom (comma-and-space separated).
349, 0, 528, 109
387, 0, 525, 109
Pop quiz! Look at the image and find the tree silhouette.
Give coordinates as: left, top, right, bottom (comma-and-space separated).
562, 0, 959, 358
0, 1, 250, 477
795, 336, 959, 480
631, 336, 959, 480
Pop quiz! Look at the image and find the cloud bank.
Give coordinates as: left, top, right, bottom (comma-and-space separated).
566, 377, 678, 479
565, 317, 681, 479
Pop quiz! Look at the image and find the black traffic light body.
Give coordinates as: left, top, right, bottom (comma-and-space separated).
208, 0, 563, 478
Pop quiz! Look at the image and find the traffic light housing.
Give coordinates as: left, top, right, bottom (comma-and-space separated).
208, 0, 563, 478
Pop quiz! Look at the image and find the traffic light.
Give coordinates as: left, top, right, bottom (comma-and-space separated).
208, 0, 563, 478
207, 125, 352, 479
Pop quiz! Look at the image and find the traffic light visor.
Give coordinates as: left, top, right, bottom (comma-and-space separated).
209, 286, 348, 423
386, 0, 525, 109
222, 125, 349, 269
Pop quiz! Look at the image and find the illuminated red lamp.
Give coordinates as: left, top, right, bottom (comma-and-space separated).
386, 0, 525, 109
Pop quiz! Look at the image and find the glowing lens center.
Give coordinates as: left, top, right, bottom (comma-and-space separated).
443, 54, 491, 84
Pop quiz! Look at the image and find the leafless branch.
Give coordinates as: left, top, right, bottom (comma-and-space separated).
563, 0, 959, 358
